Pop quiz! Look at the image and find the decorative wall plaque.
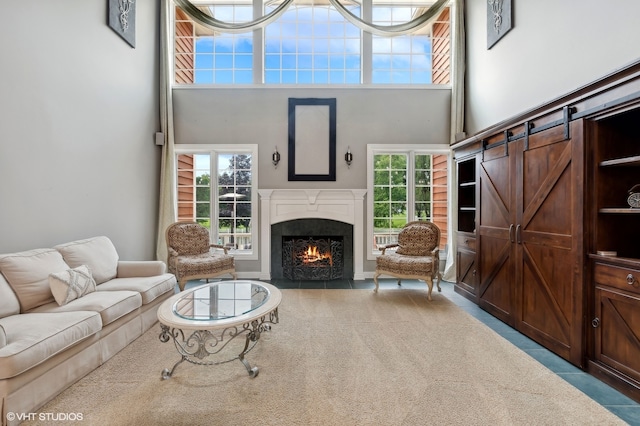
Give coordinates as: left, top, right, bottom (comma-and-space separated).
487, 0, 512, 49
108, 0, 136, 48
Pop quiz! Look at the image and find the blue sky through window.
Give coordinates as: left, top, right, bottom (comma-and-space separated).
189, 2, 438, 85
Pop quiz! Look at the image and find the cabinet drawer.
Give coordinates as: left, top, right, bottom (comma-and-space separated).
457, 235, 476, 251
594, 263, 640, 294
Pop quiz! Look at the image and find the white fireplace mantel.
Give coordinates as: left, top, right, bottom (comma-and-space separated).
258, 189, 367, 281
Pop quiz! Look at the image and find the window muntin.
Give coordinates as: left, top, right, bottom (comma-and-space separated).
175, 145, 258, 258
367, 145, 449, 258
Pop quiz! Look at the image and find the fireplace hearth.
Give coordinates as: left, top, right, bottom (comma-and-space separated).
282, 236, 343, 280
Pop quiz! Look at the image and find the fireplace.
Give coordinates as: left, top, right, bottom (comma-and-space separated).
271, 218, 353, 280
282, 236, 343, 280
258, 189, 367, 281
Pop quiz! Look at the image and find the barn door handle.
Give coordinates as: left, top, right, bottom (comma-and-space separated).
516, 224, 522, 244
509, 224, 514, 243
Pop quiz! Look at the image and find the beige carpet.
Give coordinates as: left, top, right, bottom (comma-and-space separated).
24, 289, 624, 426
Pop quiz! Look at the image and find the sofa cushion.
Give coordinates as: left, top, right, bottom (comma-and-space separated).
0, 272, 20, 319
97, 274, 176, 305
0, 249, 69, 312
49, 265, 97, 306
28, 290, 142, 327
0, 311, 101, 379
54, 236, 119, 285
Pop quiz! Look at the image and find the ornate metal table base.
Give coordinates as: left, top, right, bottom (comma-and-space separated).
159, 308, 278, 380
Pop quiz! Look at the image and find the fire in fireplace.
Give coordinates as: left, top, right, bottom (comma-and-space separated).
282, 236, 343, 280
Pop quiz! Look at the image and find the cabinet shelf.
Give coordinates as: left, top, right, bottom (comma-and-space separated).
599, 208, 640, 214
459, 182, 476, 187
459, 207, 476, 211
600, 155, 640, 167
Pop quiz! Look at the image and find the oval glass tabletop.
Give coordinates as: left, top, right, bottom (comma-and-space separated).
172, 281, 271, 321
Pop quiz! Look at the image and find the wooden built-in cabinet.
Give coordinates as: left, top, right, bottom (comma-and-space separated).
586, 107, 640, 400
454, 152, 479, 301
453, 60, 640, 402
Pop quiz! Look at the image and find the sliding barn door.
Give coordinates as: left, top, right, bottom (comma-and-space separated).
478, 140, 517, 327
516, 121, 584, 366
478, 120, 585, 366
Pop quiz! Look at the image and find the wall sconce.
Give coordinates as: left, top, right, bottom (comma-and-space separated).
345, 147, 353, 168
272, 147, 281, 168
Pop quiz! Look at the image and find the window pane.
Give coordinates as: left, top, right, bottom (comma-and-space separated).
372, 153, 407, 248
371, 4, 440, 84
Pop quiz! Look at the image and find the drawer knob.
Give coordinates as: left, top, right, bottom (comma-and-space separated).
592, 318, 600, 328
627, 274, 636, 286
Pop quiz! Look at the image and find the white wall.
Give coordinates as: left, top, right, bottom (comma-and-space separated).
174, 86, 451, 275
0, 1, 160, 259
173, 87, 451, 190
464, 0, 640, 135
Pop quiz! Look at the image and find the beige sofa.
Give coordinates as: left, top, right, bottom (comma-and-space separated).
0, 236, 176, 426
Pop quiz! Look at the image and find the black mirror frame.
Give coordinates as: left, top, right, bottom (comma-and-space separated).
288, 98, 336, 181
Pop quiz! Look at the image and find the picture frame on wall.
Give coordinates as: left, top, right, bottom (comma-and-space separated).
487, 0, 512, 49
108, 0, 136, 48
288, 98, 337, 182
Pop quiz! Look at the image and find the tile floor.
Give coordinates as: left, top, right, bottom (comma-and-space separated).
184, 277, 640, 425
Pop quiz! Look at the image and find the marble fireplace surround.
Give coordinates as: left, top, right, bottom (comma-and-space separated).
258, 189, 367, 281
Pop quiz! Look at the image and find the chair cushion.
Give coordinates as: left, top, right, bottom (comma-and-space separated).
396, 223, 438, 256
0, 311, 102, 379
49, 265, 97, 306
376, 253, 434, 276
169, 253, 235, 279
0, 249, 69, 312
55, 236, 119, 285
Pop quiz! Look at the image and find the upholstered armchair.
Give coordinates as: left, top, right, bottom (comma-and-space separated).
166, 221, 237, 291
373, 220, 442, 300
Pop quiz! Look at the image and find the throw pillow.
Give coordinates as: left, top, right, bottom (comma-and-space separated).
0, 248, 69, 312
49, 265, 97, 306
54, 236, 119, 285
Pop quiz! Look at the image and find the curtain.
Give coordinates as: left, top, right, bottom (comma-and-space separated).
174, 0, 449, 37
173, 0, 294, 33
443, 0, 465, 283
328, 0, 449, 37
156, 0, 177, 263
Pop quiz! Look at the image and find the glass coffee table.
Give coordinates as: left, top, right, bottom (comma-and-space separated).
157, 280, 281, 379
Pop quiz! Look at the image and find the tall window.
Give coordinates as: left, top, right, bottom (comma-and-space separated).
175, 145, 258, 259
173, 1, 450, 85
367, 145, 449, 258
